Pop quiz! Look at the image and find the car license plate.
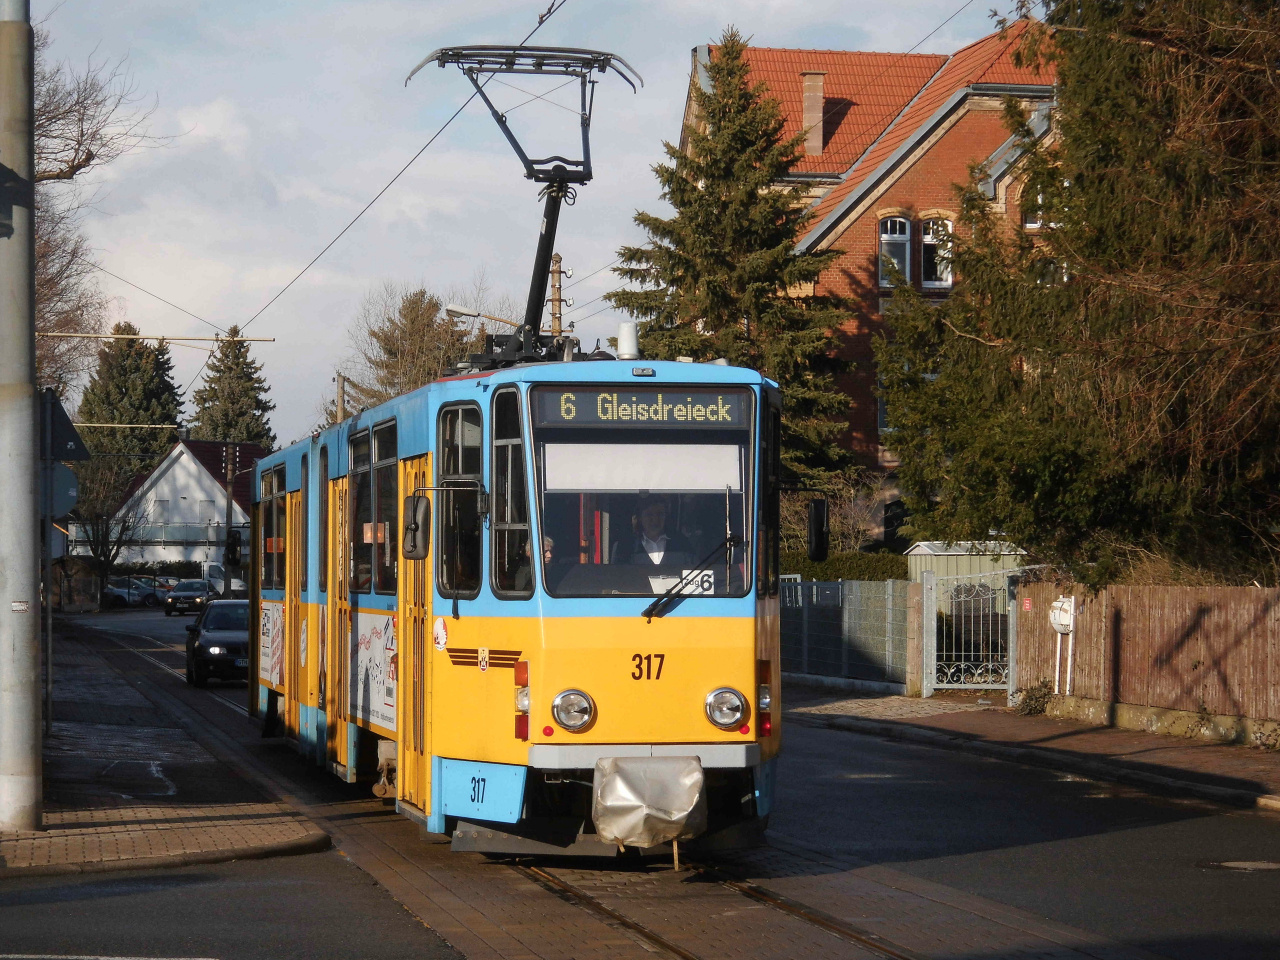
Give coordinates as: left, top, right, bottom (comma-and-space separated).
234, 658, 248, 667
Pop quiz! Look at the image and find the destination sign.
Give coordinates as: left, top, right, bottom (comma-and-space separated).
533, 387, 750, 429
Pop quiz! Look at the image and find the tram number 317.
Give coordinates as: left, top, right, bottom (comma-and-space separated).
469, 777, 487, 804
631, 653, 665, 680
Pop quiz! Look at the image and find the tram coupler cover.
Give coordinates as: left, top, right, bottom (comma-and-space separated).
591, 756, 707, 849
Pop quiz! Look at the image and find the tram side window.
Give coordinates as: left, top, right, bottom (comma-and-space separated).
437, 405, 483, 598
260, 465, 287, 591
272, 465, 287, 590
373, 422, 398, 594
300, 454, 309, 591
260, 469, 274, 590
350, 432, 372, 594
318, 446, 329, 593
759, 404, 781, 597
492, 390, 532, 598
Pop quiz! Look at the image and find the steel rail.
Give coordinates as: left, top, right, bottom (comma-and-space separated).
513, 864, 703, 960
515, 857, 924, 960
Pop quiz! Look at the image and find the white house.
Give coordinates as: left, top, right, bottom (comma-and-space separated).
69, 440, 269, 566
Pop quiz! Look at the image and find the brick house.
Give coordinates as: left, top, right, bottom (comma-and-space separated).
682, 22, 1055, 526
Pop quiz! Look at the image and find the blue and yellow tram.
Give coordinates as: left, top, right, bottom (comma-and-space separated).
251, 358, 782, 854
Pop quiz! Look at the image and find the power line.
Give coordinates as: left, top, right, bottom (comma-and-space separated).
564, 257, 620, 290
239, 0, 570, 335
76, 254, 226, 333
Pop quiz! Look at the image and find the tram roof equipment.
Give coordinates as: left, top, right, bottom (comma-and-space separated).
407, 45, 643, 371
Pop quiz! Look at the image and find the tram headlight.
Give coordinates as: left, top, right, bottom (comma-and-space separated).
515, 686, 531, 713
552, 689, 594, 731
705, 687, 748, 729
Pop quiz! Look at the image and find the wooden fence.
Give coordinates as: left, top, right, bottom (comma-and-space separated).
1018, 582, 1280, 721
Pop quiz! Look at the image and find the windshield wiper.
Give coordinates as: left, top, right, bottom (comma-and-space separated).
641, 535, 743, 621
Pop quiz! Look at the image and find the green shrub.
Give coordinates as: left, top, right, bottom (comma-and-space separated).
779, 551, 908, 582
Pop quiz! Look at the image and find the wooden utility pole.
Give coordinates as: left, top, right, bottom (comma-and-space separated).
549, 253, 565, 337
336, 374, 346, 422
223, 445, 235, 598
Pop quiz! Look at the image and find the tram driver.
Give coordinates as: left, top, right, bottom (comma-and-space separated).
613, 496, 694, 567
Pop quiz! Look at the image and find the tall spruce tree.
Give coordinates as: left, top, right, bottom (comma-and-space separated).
190, 324, 276, 448
607, 27, 849, 481
878, 2, 1280, 585
74, 322, 185, 589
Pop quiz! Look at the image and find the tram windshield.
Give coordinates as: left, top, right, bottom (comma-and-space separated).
530, 385, 753, 598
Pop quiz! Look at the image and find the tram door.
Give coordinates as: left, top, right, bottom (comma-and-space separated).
327, 475, 352, 777
284, 491, 303, 738
398, 454, 433, 812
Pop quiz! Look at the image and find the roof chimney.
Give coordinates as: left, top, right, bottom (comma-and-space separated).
801, 71, 826, 157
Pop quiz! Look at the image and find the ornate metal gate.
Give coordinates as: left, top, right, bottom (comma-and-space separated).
922, 570, 1019, 696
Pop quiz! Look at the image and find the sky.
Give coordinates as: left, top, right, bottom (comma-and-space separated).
37, 0, 1012, 446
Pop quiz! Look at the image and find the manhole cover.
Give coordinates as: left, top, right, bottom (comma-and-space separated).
1203, 861, 1280, 871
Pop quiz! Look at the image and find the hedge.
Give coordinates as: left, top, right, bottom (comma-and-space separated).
779, 550, 908, 582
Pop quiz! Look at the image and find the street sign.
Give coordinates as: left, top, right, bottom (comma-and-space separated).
47, 462, 77, 518
41, 388, 89, 461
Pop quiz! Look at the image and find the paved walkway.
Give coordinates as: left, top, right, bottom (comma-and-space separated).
0, 631, 327, 877
786, 684, 1280, 808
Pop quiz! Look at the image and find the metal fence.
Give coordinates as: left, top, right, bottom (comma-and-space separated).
781, 580, 910, 685
923, 570, 1017, 695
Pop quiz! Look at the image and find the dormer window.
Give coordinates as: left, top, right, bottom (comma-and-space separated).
879, 217, 910, 288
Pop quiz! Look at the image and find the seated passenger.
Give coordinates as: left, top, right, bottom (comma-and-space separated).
612, 498, 693, 566
513, 536, 554, 593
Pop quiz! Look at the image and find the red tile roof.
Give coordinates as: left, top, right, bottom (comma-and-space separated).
182, 440, 270, 512
802, 21, 1054, 241
738, 47, 947, 175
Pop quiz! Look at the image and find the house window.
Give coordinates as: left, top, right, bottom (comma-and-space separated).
437, 405, 483, 599
879, 217, 910, 287
491, 389, 532, 598
921, 219, 952, 289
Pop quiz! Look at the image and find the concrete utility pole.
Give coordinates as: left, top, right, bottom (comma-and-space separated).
0, 0, 40, 833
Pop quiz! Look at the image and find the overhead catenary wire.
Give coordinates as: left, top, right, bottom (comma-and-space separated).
75, 253, 226, 333
237, 0, 569, 337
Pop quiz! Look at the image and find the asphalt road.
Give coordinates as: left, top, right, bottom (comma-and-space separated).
771, 719, 1280, 960
0, 854, 461, 960
52, 608, 1280, 960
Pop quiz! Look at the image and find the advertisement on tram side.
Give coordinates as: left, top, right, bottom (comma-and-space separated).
351, 611, 397, 732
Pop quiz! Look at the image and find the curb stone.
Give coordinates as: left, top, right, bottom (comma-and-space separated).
787, 711, 1280, 812
0, 829, 332, 880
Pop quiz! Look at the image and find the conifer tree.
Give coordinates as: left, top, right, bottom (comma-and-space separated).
878, 2, 1280, 584
607, 27, 849, 481
73, 322, 184, 590
190, 324, 276, 448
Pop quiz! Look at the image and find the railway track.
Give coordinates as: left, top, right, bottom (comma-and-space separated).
514, 855, 924, 960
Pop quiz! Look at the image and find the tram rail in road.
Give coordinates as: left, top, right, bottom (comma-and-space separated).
518, 860, 925, 960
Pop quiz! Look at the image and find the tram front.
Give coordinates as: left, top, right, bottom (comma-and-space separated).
501, 375, 780, 853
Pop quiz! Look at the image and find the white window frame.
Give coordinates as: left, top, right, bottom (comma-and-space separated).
879, 217, 910, 288
921, 219, 953, 289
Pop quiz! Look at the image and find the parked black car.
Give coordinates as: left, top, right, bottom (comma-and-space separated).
185, 600, 250, 687
164, 579, 216, 616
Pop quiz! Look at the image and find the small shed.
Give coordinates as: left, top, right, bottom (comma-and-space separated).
906, 541, 1026, 582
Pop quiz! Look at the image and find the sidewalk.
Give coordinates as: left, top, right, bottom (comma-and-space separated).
785, 683, 1280, 811
0, 631, 328, 878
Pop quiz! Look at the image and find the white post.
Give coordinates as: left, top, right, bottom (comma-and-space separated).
1065, 596, 1076, 697
0, 0, 40, 833
921, 571, 936, 698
